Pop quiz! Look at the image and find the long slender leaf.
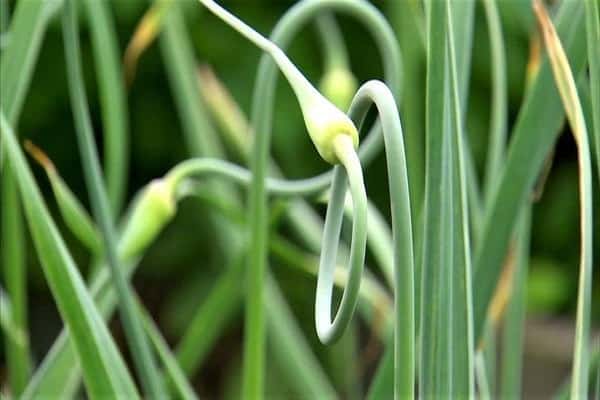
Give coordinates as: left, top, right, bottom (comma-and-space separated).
141, 306, 199, 400
482, 0, 508, 205
1, 111, 139, 399
0, 0, 58, 393
420, 0, 450, 396
473, 0, 587, 342
61, 0, 164, 396
266, 277, 337, 400
447, 1, 475, 395
584, 0, 600, 178
158, 0, 242, 253
533, 1, 594, 397
500, 207, 531, 399
81, 0, 129, 214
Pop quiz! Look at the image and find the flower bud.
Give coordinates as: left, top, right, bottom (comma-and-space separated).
300, 92, 359, 164
319, 67, 358, 111
119, 179, 176, 260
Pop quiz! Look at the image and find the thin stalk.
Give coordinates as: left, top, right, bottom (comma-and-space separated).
500, 207, 531, 399
195, 1, 401, 397
61, 1, 164, 397
475, 352, 491, 400
533, 2, 594, 397
314, 135, 367, 343
447, 1, 475, 396
315, 13, 357, 110
473, 0, 586, 342
584, 0, 600, 178
2, 110, 140, 399
1, 174, 29, 396
420, 0, 449, 396
81, 0, 129, 215
0, 0, 8, 33
158, 0, 242, 257
139, 305, 198, 400
553, 349, 600, 400
482, 0, 507, 205
315, 12, 349, 72
0, 0, 54, 394
266, 277, 337, 400
385, 0, 425, 275
348, 81, 415, 400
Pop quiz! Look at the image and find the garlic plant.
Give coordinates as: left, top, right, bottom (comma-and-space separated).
0, 0, 597, 399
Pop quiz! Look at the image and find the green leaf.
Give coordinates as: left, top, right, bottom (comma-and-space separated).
533, 1, 594, 396
420, 0, 451, 396
0, 0, 58, 393
24, 140, 101, 254
81, 0, 129, 214
61, 0, 164, 396
584, 0, 600, 179
500, 208, 531, 399
0, 112, 139, 399
447, 0, 475, 395
141, 306, 199, 400
473, 0, 587, 342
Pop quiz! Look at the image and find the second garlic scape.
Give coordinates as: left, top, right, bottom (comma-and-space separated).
198, 0, 359, 164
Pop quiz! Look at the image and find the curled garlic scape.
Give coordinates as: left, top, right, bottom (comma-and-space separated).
198, 0, 359, 165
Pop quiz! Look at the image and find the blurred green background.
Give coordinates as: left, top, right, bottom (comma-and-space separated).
1, 0, 599, 397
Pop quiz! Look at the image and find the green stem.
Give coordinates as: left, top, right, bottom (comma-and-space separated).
0, 0, 54, 394
475, 352, 491, 400
584, 0, 600, 180
0, 0, 8, 33
500, 207, 531, 399
447, 1, 475, 396
315, 13, 350, 71
482, 0, 507, 206
314, 136, 367, 343
61, 1, 164, 397
220, 1, 400, 396
349, 81, 415, 400
81, 0, 129, 215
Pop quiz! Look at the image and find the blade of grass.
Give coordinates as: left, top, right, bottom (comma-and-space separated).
447, 0, 475, 395
500, 207, 531, 399
0, 111, 139, 399
0, 0, 57, 393
81, 0, 129, 214
140, 305, 199, 400
0, 0, 8, 33
158, 0, 242, 252
473, 0, 587, 342
475, 352, 491, 400
25, 140, 101, 254
1, 163, 28, 396
175, 256, 244, 376
61, 0, 164, 396
217, 1, 401, 396
533, 1, 594, 397
385, 0, 425, 277
266, 276, 337, 400
553, 348, 600, 400
420, 0, 451, 396
482, 0, 508, 206
585, 0, 600, 178
124, 0, 173, 85
0, 287, 27, 357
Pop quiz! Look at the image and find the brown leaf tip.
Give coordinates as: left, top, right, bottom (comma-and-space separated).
23, 140, 56, 173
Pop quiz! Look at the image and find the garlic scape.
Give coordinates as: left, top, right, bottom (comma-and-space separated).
198, 0, 358, 164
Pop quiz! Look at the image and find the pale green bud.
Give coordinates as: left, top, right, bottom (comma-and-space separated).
119, 179, 176, 260
319, 67, 358, 111
299, 90, 359, 164
198, 0, 359, 165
